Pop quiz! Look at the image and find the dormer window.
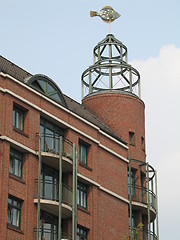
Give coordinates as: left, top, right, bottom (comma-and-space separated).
26, 74, 67, 107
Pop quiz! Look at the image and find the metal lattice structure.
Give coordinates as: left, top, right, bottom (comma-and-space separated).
81, 34, 141, 99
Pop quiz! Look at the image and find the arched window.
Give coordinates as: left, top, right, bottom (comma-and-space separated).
26, 74, 67, 107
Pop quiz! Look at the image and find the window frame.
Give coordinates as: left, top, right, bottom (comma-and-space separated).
41, 164, 59, 201
40, 118, 64, 154
7, 195, 22, 229
129, 131, 135, 145
79, 141, 88, 166
128, 169, 136, 197
77, 182, 88, 209
9, 148, 23, 179
13, 106, 25, 132
77, 225, 88, 240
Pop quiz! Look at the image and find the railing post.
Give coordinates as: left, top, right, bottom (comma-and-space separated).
129, 159, 132, 240
109, 43, 112, 89
72, 145, 77, 240
58, 136, 63, 240
129, 68, 132, 93
37, 133, 42, 240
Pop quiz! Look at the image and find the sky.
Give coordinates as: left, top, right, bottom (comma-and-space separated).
0, 1, 180, 239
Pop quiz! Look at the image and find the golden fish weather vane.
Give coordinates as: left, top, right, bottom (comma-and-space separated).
90, 6, 120, 23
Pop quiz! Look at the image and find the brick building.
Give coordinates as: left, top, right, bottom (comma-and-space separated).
0, 34, 159, 239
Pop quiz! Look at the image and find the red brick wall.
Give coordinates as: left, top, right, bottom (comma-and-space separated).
0, 75, 130, 240
83, 92, 146, 162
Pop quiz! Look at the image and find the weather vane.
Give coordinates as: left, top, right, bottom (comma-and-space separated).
90, 6, 120, 33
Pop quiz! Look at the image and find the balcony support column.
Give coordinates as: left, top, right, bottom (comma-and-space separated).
155, 170, 159, 240
72, 144, 77, 240
147, 163, 151, 240
151, 179, 155, 237
128, 159, 133, 240
58, 136, 63, 240
37, 134, 42, 240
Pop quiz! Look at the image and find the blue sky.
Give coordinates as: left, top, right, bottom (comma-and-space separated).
1, 1, 180, 239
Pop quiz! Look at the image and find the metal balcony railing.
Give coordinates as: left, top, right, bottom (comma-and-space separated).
36, 133, 73, 160
129, 227, 157, 240
128, 185, 156, 212
34, 228, 72, 240
35, 179, 72, 207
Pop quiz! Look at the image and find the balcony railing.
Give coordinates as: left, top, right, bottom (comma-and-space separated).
36, 133, 73, 160
34, 228, 72, 240
35, 179, 72, 207
128, 185, 156, 212
129, 227, 157, 240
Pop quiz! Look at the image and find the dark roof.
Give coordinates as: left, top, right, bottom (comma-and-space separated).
0, 55, 126, 145
0, 55, 32, 81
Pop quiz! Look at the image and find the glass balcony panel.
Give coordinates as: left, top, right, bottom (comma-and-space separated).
35, 180, 72, 206
34, 228, 72, 240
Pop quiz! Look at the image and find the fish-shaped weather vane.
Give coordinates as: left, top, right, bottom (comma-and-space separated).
90, 6, 120, 23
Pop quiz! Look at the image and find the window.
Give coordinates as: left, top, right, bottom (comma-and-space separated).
128, 169, 136, 197
129, 132, 135, 145
40, 211, 58, 240
7, 196, 22, 229
129, 210, 137, 229
13, 106, 24, 131
79, 142, 88, 165
9, 148, 23, 178
141, 136, 145, 150
27, 74, 67, 106
77, 226, 88, 240
41, 164, 59, 201
141, 173, 146, 202
40, 118, 64, 153
77, 182, 88, 209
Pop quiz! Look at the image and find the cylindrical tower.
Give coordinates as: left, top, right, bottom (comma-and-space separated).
81, 33, 158, 239
82, 34, 144, 162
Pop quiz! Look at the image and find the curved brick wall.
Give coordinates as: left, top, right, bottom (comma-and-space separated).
83, 91, 146, 162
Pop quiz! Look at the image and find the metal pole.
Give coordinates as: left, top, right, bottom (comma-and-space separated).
98, 47, 102, 75
98, 47, 100, 62
109, 43, 112, 89
89, 70, 92, 94
138, 78, 141, 99
129, 159, 132, 240
58, 136, 63, 240
37, 134, 42, 240
129, 68, 132, 93
72, 144, 77, 240
126, 50, 128, 63
147, 163, 151, 239
151, 179, 155, 236
81, 78, 84, 101
155, 170, 159, 240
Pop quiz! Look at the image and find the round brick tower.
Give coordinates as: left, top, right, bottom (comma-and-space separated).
81, 34, 145, 162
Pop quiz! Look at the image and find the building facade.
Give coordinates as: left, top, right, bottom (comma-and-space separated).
0, 34, 158, 240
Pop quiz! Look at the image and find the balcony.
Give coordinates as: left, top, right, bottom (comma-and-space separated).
34, 179, 72, 219
130, 227, 157, 240
34, 228, 72, 240
128, 185, 156, 222
36, 133, 74, 172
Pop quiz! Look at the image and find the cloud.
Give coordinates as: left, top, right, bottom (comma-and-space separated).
131, 45, 180, 239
